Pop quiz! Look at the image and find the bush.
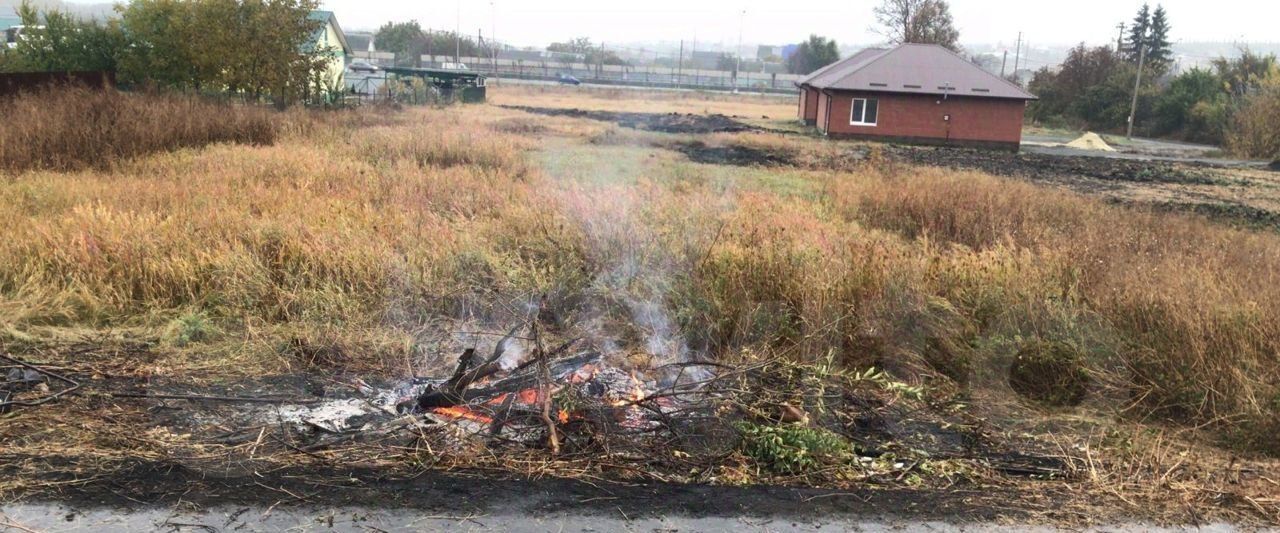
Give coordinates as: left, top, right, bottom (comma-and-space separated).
736, 422, 855, 474
1225, 72, 1280, 159
0, 86, 277, 173
1008, 340, 1091, 407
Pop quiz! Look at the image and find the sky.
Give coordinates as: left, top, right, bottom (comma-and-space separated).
308, 0, 1277, 49
50, 0, 1279, 51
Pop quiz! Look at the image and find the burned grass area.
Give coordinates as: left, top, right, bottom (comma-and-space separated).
499, 104, 765, 135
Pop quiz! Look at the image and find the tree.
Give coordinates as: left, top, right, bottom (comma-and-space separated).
1027, 44, 1122, 124
873, 0, 960, 51
548, 37, 625, 66
1212, 48, 1278, 98
5, 1, 126, 73
1151, 68, 1228, 142
785, 34, 839, 75
1225, 70, 1280, 159
1145, 5, 1172, 72
375, 20, 426, 66
1126, 3, 1150, 63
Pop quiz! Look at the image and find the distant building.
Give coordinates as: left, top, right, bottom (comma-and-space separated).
797, 44, 1037, 150
690, 50, 721, 69
757, 45, 780, 60
306, 11, 350, 93
346, 32, 374, 54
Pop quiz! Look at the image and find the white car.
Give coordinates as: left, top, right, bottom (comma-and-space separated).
440, 62, 469, 71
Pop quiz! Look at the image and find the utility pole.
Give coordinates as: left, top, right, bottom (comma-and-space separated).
677, 39, 684, 89
691, 32, 697, 86
1000, 50, 1008, 77
1116, 22, 1126, 53
1012, 32, 1022, 80
1126, 39, 1146, 139
455, 1, 461, 63
734, 9, 745, 93
490, 1, 497, 77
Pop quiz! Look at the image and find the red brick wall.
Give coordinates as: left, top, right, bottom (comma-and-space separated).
815, 91, 830, 131
817, 90, 1026, 145
797, 86, 820, 122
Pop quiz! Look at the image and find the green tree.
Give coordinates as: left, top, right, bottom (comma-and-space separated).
1126, 3, 1150, 63
1152, 68, 1227, 142
1027, 44, 1121, 124
873, 0, 961, 51
1146, 5, 1173, 72
785, 34, 839, 75
116, 0, 324, 104
375, 20, 426, 66
4, 1, 126, 73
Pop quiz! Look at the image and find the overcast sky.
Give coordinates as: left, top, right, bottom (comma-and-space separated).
306, 0, 1276, 49
52, 0, 1277, 50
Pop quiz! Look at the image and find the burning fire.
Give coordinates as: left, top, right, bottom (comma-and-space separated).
432, 406, 493, 424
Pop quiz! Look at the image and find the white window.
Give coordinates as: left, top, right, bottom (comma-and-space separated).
850, 98, 879, 126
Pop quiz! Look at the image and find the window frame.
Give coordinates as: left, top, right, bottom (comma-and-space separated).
849, 97, 879, 127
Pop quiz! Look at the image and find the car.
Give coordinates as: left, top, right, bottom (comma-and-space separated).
556, 72, 581, 85
441, 62, 469, 71
348, 60, 378, 73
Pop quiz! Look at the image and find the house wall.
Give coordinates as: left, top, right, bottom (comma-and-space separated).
797, 86, 820, 124
315, 21, 346, 90
817, 90, 1027, 148
815, 90, 830, 132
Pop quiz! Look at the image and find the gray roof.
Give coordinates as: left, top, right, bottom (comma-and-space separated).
800, 44, 1036, 100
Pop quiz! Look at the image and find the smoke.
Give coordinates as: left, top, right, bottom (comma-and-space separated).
496, 335, 526, 370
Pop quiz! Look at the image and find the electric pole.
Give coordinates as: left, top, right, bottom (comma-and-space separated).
1000, 50, 1007, 77
1116, 22, 1126, 53
677, 39, 684, 89
490, 1, 497, 77
1126, 39, 1146, 139
734, 9, 745, 93
1012, 32, 1022, 82
454, 1, 461, 63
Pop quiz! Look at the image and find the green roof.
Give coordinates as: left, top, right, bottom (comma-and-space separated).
307, 10, 349, 54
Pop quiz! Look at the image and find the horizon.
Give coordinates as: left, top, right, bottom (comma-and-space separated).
37, 0, 1280, 52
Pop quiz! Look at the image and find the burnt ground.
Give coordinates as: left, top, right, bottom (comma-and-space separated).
500, 105, 764, 134
2, 459, 1083, 523
502, 105, 1280, 230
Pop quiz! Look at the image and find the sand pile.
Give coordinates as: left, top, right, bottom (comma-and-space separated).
1065, 132, 1117, 152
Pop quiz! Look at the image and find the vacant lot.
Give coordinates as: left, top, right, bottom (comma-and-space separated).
1, 86, 1278, 526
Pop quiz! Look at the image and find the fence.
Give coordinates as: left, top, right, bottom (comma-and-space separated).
353, 54, 801, 94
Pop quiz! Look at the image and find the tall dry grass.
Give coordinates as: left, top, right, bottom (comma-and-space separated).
0, 86, 277, 173
1, 88, 1278, 453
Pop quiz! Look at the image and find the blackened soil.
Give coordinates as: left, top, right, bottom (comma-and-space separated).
674, 140, 798, 167
885, 146, 1229, 186
501, 105, 762, 134
4, 456, 1075, 523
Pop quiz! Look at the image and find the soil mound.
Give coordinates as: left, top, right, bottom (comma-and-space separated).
1065, 132, 1117, 152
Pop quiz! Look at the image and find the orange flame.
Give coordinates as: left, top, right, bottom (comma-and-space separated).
432, 406, 493, 424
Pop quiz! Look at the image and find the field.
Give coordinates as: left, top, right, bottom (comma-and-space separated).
1, 84, 1279, 526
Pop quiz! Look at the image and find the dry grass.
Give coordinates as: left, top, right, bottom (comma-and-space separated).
1, 85, 1279, 460
0, 86, 279, 173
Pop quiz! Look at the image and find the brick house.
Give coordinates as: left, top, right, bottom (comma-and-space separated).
796, 44, 1036, 151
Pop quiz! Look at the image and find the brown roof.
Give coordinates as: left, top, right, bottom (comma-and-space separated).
801, 44, 1036, 100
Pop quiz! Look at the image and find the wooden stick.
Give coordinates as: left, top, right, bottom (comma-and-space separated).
532, 320, 560, 455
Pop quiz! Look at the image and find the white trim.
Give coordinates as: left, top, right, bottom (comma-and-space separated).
849, 97, 878, 126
